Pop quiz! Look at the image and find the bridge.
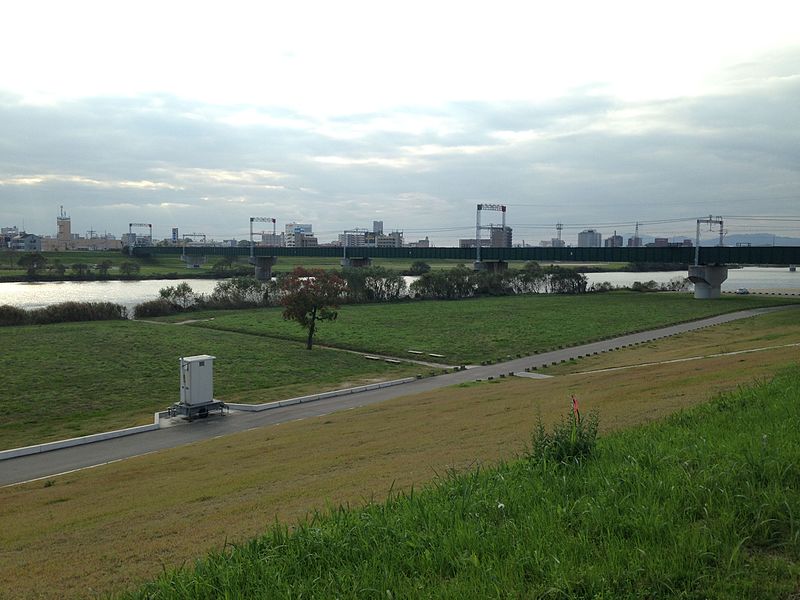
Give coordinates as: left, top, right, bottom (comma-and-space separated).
131, 245, 800, 299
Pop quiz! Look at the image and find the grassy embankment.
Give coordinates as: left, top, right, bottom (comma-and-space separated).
165, 292, 799, 364
2, 293, 796, 450
125, 367, 800, 599
0, 320, 419, 450
1, 309, 798, 599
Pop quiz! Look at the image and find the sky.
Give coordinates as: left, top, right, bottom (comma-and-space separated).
1, 0, 799, 245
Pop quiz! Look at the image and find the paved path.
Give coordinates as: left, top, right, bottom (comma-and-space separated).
2, 305, 795, 487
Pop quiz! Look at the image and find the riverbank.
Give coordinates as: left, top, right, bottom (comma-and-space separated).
3, 309, 799, 599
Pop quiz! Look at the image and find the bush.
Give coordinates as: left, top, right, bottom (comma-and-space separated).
527, 409, 599, 464
631, 280, 660, 292
341, 267, 406, 303
207, 277, 274, 308
159, 282, 198, 310
133, 299, 179, 319
408, 260, 431, 275
0, 302, 128, 326
0, 304, 28, 326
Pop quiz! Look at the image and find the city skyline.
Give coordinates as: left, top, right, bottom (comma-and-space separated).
1, 1, 799, 244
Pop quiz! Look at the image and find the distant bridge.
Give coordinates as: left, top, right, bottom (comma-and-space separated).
131, 244, 800, 265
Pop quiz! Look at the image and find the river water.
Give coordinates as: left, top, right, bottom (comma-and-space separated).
0, 267, 797, 311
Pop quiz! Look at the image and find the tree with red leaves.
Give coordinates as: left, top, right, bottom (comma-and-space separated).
279, 267, 346, 350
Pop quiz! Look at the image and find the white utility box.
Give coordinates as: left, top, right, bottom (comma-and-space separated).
180, 355, 215, 405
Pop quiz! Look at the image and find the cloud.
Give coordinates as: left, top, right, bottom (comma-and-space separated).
1, 47, 799, 244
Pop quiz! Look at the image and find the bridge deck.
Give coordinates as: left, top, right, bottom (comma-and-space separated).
133, 245, 800, 265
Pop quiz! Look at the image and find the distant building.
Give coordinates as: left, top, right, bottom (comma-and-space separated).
459, 238, 492, 249
372, 220, 384, 235
627, 236, 643, 247
57, 206, 71, 241
260, 232, 285, 246
339, 231, 367, 247
406, 236, 430, 248
577, 229, 602, 247
489, 226, 512, 248
604, 232, 624, 247
10, 233, 41, 251
375, 231, 403, 248
285, 223, 314, 247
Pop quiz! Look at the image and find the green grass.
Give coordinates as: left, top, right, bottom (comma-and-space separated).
175, 292, 799, 363
0, 320, 419, 450
122, 367, 800, 599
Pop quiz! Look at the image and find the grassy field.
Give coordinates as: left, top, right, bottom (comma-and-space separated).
0, 320, 419, 450
124, 367, 800, 599
2, 310, 799, 599
171, 292, 799, 363
2, 293, 796, 449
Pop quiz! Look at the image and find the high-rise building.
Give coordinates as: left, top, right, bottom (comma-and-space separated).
577, 229, 602, 247
57, 206, 71, 241
373, 220, 384, 235
604, 232, 623, 247
285, 223, 313, 247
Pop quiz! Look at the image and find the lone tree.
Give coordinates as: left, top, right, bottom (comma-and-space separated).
18, 253, 47, 278
280, 267, 346, 349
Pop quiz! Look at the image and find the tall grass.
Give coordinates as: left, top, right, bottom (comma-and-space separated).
123, 368, 800, 599
0, 301, 127, 326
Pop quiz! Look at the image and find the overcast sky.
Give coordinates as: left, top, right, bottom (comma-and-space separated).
1, 0, 798, 245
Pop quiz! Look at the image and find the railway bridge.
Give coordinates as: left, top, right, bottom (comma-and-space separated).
130, 245, 800, 299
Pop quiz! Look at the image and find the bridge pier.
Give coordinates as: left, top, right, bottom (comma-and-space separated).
341, 257, 372, 268
181, 254, 205, 268
250, 256, 277, 280
473, 260, 508, 272
688, 265, 728, 299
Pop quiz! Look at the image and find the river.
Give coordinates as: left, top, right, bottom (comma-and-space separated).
0, 267, 797, 311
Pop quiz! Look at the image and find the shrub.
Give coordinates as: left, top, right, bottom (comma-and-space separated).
527, 409, 599, 465
31, 302, 128, 324
159, 282, 198, 310
0, 304, 28, 326
408, 260, 431, 275
0, 302, 128, 326
631, 280, 660, 292
133, 299, 179, 319
207, 277, 274, 308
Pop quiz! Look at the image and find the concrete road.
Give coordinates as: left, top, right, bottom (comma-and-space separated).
1, 306, 794, 487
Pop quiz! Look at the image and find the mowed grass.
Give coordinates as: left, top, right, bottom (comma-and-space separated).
0, 320, 418, 450
178, 292, 799, 363
125, 367, 800, 599
539, 307, 800, 376
1, 312, 799, 599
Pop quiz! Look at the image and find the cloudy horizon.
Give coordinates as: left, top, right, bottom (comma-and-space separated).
1, 1, 798, 245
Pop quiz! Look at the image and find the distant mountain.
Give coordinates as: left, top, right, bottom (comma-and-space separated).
701, 233, 800, 247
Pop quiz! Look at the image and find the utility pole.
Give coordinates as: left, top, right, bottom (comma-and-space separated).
695, 215, 724, 265
475, 204, 506, 263
250, 217, 277, 259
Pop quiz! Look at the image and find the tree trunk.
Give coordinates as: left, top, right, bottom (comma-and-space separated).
306, 306, 317, 349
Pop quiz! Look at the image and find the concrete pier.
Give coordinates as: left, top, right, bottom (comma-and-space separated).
250, 256, 277, 280
341, 257, 372, 268
688, 265, 728, 299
